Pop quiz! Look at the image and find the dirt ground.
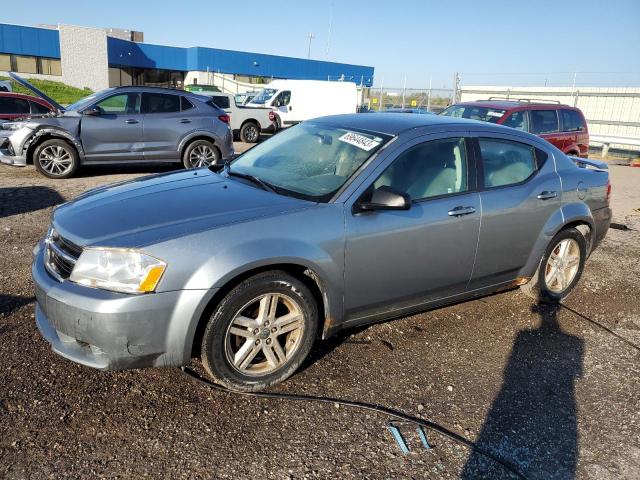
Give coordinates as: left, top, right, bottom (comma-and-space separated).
1, 153, 639, 479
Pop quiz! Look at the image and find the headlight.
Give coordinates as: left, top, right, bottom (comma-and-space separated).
69, 248, 166, 294
2, 121, 29, 131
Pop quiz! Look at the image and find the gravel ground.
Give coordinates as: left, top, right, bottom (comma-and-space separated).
1, 155, 639, 479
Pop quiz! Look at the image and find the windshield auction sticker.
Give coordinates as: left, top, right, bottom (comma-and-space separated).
338, 132, 381, 151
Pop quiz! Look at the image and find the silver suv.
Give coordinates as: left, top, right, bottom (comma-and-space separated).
0, 73, 234, 178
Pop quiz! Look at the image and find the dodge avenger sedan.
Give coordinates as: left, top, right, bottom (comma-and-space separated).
33, 113, 611, 391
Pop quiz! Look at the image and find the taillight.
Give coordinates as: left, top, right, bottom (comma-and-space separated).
268, 111, 275, 122
218, 114, 230, 124
606, 180, 611, 205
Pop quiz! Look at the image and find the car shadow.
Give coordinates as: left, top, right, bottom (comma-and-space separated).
0, 293, 34, 317
0, 186, 65, 218
461, 302, 583, 479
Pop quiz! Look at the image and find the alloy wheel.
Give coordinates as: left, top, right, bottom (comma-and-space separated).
38, 145, 73, 176
544, 238, 581, 293
224, 293, 305, 376
244, 125, 258, 142
189, 145, 216, 168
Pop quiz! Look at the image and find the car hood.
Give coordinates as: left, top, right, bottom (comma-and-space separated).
8, 72, 65, 112
53, 169, 314, 248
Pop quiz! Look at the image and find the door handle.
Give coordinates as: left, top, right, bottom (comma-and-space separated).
179, 118, 191, 123
537, 191, 558, 200
448, 206, 476, 217
125, 119, 139, 124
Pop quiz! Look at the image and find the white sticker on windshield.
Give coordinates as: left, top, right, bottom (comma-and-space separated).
487, 111, 503, 117
338, 132, 381, 151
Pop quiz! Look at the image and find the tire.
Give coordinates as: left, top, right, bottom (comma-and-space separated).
201, 271, 318, 392
239, 122, 260, 143
182, 140, 220, 169
33, 139, 79, 179
521, 227, 586, 303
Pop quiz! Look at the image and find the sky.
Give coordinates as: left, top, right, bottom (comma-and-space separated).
2, 0, 639, 89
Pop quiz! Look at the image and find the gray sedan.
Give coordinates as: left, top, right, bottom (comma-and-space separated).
0, 73, 234, 178
32, 113, 611, 391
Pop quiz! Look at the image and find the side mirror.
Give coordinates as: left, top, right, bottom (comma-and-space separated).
83, 106, 101, 116
355, 186, 411, 213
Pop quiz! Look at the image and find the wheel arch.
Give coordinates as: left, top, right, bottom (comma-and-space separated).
25, 128, 84, 164
189, 262, 332, 359
178, 132, 220, 157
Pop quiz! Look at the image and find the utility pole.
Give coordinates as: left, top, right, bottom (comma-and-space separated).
325, 2, 333, 59
452, 72, 460, 104
378, 78, 384, 111
427, 75, 432, 112
307, 33, 315, 59
401, 75, 407, 108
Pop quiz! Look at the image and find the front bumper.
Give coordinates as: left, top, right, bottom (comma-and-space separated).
0, 130, 27, 166
32, 244, 215, 370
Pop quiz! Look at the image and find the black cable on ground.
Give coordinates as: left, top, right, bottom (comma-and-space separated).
560, 303, 640, 353
180, 366, 529, 480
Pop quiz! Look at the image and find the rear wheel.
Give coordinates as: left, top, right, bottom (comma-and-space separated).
182, 140, 220, 169
201, 271, 318, 392
33, 139, 79, 179
239, 122, 260, 143
521, 227, 586, 303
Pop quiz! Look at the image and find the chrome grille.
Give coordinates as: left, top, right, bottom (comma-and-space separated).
45, 228, 82, 281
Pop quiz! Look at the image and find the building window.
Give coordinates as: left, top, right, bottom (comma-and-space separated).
108, 66, 185, 88
40, 58, 62, 76
15, 56, 38, 74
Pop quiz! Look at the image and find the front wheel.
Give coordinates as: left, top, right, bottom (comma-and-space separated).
33, 139, 79, 179
521, 227, 586, 303
182, 140, 220, 169
201, 271, 318, 392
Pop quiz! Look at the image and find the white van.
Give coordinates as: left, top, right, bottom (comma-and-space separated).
246, 80, 358, 128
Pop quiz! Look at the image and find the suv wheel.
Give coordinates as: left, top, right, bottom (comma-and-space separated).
183, 140, 220, 169
201, 271, 318, 392
33, 139, 79, 179
521, 227, 586, 303
240, 122, 260, 143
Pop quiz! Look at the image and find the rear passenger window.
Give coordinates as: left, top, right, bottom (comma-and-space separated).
210, 95, 230, 109
0, 97, 30, 114
530, 110, 559, 134
560, 109, 585, 132
502, 111, 528, 131
373, 137, 468, 200
180, 96, 194, 111
142, 93, 180, 114
479, 138, 537, 188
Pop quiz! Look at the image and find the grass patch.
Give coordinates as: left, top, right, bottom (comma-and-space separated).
1, 76, 93, 105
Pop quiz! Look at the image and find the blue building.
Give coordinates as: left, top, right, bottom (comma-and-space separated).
0, 23, 374, 92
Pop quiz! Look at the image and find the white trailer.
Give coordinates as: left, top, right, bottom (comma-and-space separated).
246, 80, 358, 128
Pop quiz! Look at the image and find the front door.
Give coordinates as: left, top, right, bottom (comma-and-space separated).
469, 134, 562, 289
81, 93, 143, 161
272, 90, 293, 125
344, 136, 480, 323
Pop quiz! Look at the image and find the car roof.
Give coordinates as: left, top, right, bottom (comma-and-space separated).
453, 100, 573, 110
312, 112, 486, 135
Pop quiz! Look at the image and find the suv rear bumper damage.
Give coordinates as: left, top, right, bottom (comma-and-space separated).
32, 244, 214, 370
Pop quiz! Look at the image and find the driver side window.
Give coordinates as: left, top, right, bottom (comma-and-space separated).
273, 91, 291, 107
373, 137, 468, 201
94, 93, 140, 114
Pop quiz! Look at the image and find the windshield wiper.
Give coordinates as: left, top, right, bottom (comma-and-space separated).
224, 161, 276, 193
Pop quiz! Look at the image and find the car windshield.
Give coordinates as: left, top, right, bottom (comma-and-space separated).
230, 122, 391, 201
441, 105, 506, 123
65, 90, 114, 111
250, 88, 278, 105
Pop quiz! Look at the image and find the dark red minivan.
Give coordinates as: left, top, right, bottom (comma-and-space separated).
0, 92, 55, 121
441, 99, 589, 158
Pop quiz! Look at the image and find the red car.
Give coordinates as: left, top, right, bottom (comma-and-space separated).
0, 92, 55, 121
441, 99, 589, 158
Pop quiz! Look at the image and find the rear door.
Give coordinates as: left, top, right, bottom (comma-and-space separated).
529, 108, 567, 152
560, 109, 589, 157
469, 134, 561, 289
81, 92, 144, 161
141, 92, 192, 160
